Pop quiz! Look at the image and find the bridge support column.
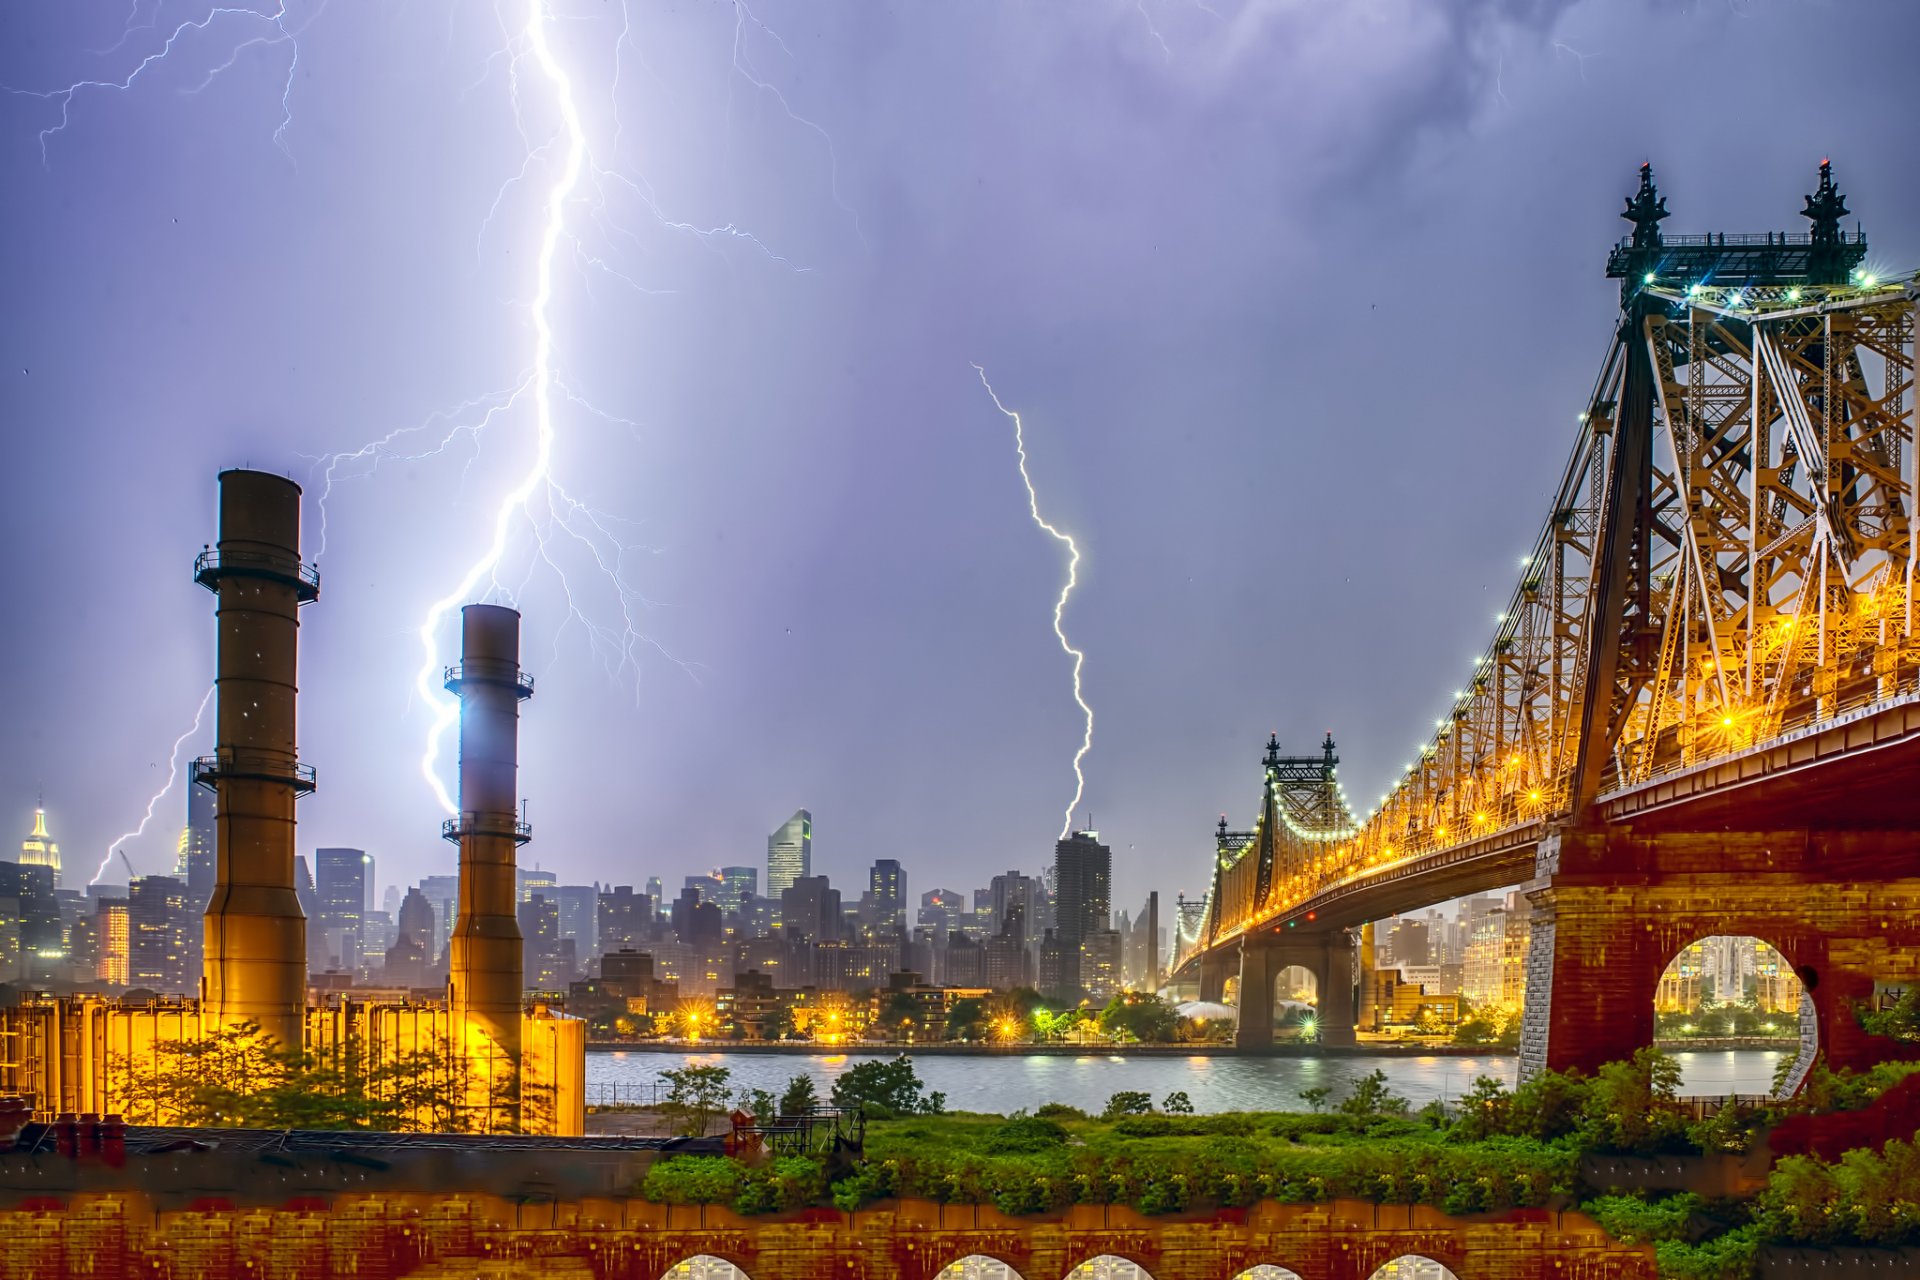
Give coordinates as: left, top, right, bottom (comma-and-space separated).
1318, 931, 1357, 1048
1234, 942, 1277, 1050
1198, 951, 1232, 1006
1518, 828, 1920, 1085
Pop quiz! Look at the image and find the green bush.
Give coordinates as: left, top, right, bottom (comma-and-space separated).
983, 1113, 1070, 1154
1583, 1193, 1704, 1243
1101, 1090, 1153, 1119
642, 1156, 742, 1205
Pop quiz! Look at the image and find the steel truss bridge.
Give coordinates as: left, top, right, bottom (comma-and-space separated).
1171, 163, 1920, 1083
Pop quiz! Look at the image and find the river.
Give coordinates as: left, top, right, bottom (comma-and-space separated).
587, 1048, 1785, 1113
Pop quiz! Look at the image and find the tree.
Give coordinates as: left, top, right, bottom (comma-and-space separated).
1582, 1047, 1686, 1154
743, 1088, 779, 1126
946, 997, 986, 1040
1337, 1069, 1409, 1118
882, 992, 923, 1038
830, 1056, 943, 1115
1161, 1090, 1194, 1114
1298, 1085, 1333, 1113
1098, 992, 1179, 1044
779, 1073, 818, 1117
661, 1065, 733, 1136
1452, 1075, 1511, 1141
1101, 1090, 1153, 1119
757, 1007, 794, 1042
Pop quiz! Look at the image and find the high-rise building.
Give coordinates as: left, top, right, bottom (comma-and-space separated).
1079, 928, 1122, 1001
0, 861, 62, 979
179, 785, 216, 909
518, 867, 558, 905
868, 859, 906, 931
127, 875, 190, 992
314, 848, 369, 976
1052, 833, 1111, 942
94, 896, 130, 986
767, 809, 812, 898
1390, 917, 1432, 968
418, 873, 461, 967
19, 807, 60, 887
989, 871, 1041, 939
598, 885, 650, 957
715, 867, 758, 916
396, 887, 435, 953
555, 885, 599, 961
520, 894, 571, 990
779, 875, 840, 943
670, 885, 724, 946
918, 888, 964, 937
644, 876, 663, 914
1051, 832, 1111, 996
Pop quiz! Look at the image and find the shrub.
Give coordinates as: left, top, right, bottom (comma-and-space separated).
1161, 1090, 1195, 1114
1102, 1090, 1153, 1119
1035, 1101, 1086, 1120
983, 1113, 1069, 1154
642, 1156, 742, 1205
1583, 1193, 1704, 1243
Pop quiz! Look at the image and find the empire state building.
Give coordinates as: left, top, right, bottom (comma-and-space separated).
20, 807, 59, 886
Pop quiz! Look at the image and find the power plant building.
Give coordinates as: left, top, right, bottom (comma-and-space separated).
0, 470, 583, 1135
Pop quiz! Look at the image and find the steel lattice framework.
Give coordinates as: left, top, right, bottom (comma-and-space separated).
1187, 164, 1916, 960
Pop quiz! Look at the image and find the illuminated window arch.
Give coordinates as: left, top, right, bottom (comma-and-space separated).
663, 1256, 751, 1280
935, 1256, 1025, 1280
1369, 1256, 1460, 1280
1066, 1256, 1154, 1280
1232, 1267, 1305, 1280
1654, 934, 1815, 1097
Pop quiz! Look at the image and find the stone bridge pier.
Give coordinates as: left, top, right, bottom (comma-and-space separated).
1234, 932, 1357, 1051
1518, 828, 1920, 1083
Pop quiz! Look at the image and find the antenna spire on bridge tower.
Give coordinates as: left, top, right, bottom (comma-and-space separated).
1802, 158, 1851, 284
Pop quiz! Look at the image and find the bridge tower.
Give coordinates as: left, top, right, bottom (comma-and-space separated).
1518, 163, 1920, 1083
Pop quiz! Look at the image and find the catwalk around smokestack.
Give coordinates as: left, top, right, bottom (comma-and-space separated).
193, 470, 319, 1049
445, 604, 533, 1126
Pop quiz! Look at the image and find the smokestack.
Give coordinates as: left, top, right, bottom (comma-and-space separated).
193, 469, 318, 1049
445, 604, 533, 1118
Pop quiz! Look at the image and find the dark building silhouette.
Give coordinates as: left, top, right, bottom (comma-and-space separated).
127, 875, 190, 992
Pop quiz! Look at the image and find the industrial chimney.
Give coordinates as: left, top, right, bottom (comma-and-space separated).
193, 470, 318, 1049
444, 604, 533, 1122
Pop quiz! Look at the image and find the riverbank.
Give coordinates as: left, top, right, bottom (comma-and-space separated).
1654, 1037, 1800, 1052
585, 1040, 1512, 1057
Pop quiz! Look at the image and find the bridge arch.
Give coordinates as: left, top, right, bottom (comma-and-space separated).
661, 1256, 754, 1280
1652, 932, 1816, 1096
932, 1254, 1028, 1280
1229, 1265, 1305, 1280
1059, 1254, 1156, 1280
1366, 1254, 1463, 1280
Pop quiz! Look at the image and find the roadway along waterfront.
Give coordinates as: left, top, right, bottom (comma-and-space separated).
586, 1047, 1785, 1112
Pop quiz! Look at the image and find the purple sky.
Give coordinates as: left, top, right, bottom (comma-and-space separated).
3, 0, 1918, 912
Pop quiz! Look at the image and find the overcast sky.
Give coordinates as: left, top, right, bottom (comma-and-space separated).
3, 0, 1917, 913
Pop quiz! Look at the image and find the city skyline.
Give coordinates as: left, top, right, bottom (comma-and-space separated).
5, 3, 1920, 912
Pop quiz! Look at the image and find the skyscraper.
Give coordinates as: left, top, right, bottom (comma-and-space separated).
19, 807, 60, 887
767, 809, 812, 898
716, 866, 758, 915
555, 885, 599, 961
179, 784, 215, 910
1052, 832, 1111, 944
314, 847, 369, 976
868, 859, 905, 931
127, 874, 191, 992
1052, 831, 1111, 998
598, 885, 650, 956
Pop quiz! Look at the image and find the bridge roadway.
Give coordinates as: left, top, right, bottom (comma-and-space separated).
1179, 692, 1920, 1078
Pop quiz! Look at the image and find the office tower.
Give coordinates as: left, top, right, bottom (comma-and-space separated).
1079, 929, 1122, 1001
0, 861, 62, 979
395, 887, 435, 953
418, 874, 461, 967
716, 866, 758, 915
314, 848, 369, 976
767, 809, 812, 897
555, 885, 599, 960
1036, 929, 1066, 999
944, 932, 986, 987
644, 876, 662, 914
294, 854, 323, 974
598, 885, 650, 956
518, 866, 558, 904
1390, 917, 1432, 968
670, 885, 724, 946
989, 871, 1041, 938
18, 807, 60, 887
381, 884, 400, 918
519, 894, 570, 990
918, 888, 963, 936
779, 875, 840, 943
95, 896, 131, 985
127, 875, 191, 992
180, 784, 216, 910
1143, 891, 1159, 990
868, 859, 905, 931
1052, 831, 1111, 995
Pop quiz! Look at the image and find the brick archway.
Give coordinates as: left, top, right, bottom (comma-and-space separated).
1648, 932, 1817, 1095
658, 1252, 758, 1280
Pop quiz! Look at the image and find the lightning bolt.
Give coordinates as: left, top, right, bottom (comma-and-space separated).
92, 684, 214, 885
16, 0, 848, 829
3, 1, 309, 164
973, 364, 1093, 841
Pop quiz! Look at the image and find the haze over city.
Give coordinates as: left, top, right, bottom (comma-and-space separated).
5, 0, 1918, 913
